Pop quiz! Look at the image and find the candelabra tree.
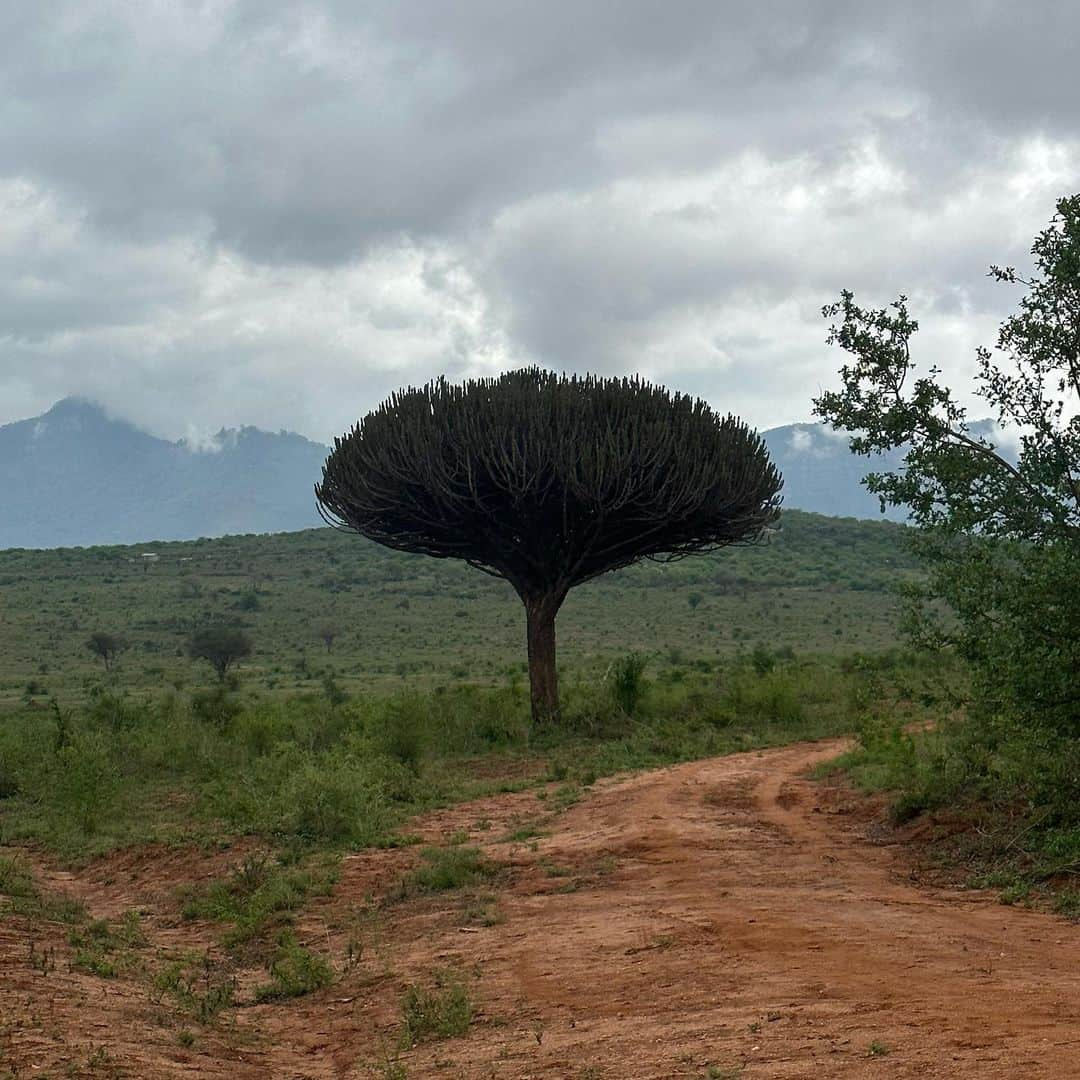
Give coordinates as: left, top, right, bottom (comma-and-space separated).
317, 368, 782, 724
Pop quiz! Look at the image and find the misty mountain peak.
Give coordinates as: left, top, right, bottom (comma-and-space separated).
43, 396, 110, 423
4, 401, 1001, 548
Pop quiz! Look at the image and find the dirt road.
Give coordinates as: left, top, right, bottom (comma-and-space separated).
4, 738, 1080, 1077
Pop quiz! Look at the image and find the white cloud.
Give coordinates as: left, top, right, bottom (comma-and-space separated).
789, 428, 814, 453
1, 3, 1079, 440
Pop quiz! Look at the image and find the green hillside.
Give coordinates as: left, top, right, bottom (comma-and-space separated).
0, 510, 919, 707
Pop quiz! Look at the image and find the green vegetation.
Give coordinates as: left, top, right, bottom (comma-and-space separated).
0, 509, 918, 709
0, 505, 931, 865
152, 954, 237, 1022
396, 845, 500, 896
816, 192, 1080, 905
317, 368, 782, 724
68, 911, 146, 977
0, 442, 970, 1043
0, 854, 84, 923
85, 631, 126, 672
399, 972, 474, 1045
253, 930, 335, 1002
187, 626, 253, 683
180, 852, 339, 946
0, 646, 945, 860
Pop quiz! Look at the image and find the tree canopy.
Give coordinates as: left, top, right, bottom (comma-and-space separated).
188, 626, 253, 683
814, 193, 1080, 736
317, 368, 782, 723
85, 631, 126, 672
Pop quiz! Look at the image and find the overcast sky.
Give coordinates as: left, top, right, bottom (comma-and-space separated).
1, 1, 1078, 444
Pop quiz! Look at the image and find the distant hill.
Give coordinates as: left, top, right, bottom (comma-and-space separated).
762, 419, 1008, 522
0, 398, 1007, 549
0, 398, 327, 549
761, 423, 906, 521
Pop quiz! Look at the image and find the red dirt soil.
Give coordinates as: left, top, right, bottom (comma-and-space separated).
4, 737, 1080, 1078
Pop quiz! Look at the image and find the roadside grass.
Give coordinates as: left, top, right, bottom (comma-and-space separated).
816, 675, 1080, 915
393, 845, 500, 899
179, 851, 339, 947
0, 854, 85, 923
399, 971, 474, 1046
0, 649, 948, 865
68, 910, 146, 977
253, 930, 334, 1002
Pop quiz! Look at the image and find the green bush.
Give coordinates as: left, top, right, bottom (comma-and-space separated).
400, 974, 473, 1045
369, 694, 429, 772
191, 687, 244, 731
153, 955, 236, 1022
180, 852, 338, 946
50, 730, 121, 835
608, 653, 649, 716
0, 652, 934, 860
723, 669, 804, 725
398, 846, 498, 896
254, 930, 334, 1002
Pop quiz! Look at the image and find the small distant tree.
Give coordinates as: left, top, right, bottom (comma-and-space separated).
317, 369, 782, 724
315, 621, 340, 654
187, 627, 252, 682
85, 631, 126, 672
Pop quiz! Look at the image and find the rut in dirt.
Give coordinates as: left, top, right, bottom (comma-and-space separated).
4, 738, 1080, 1079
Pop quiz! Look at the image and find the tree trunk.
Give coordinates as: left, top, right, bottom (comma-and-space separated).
524, 592, 563, 726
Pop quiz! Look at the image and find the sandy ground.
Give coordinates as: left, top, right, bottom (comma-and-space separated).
4, 737, 1080, 1078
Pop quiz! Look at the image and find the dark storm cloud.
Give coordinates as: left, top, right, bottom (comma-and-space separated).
0, 1, 1077, 438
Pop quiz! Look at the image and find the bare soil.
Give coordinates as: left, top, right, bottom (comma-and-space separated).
4, 738, 1080, 1078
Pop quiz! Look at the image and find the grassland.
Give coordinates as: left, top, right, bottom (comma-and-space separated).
0, 507, 946, 858
0, 509, 919, 707
0, 509, 965, 1075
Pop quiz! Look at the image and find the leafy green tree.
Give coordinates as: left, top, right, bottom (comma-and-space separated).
317, 368, 782, 724
85, 631, 126, 672
814, 193, 1080, 735
188, 627, 253, 683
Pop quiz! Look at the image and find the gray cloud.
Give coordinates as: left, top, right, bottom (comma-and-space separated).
1, 1, 1078, 440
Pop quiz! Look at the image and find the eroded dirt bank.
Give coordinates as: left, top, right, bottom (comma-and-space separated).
4, 738, 1080, 1078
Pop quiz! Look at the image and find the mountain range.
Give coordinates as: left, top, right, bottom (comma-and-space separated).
0, 397, 920, 549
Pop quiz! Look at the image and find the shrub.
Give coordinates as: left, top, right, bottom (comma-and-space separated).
399, 974, 473, 1045
180, 853, 338, 946
191, 687, 244, 730
153, 956, 237, 1022
723, 669, 804, 725
254, 931, 333, 1002
369, 695, 428, 772
86, 691, 143, 732
207, 741, 416, 845
398, 846, 498, 896
750, 644, 776, 675
607, 653, 649, 716
50, 731, 121, 835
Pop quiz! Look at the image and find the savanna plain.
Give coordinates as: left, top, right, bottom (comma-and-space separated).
1, 512, 1077, 1077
